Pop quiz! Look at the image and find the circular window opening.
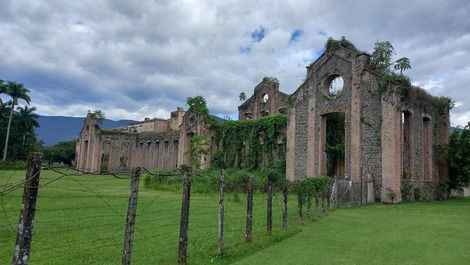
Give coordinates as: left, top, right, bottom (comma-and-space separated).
262, 93, 269, 103
327, 75, 344, 97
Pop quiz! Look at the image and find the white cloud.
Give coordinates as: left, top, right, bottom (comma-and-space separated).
0, 0, 469, 126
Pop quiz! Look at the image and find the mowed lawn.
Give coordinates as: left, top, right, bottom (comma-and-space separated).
1, 169, 469, 265
0, 169, 302, 265
233, 197, 470, 265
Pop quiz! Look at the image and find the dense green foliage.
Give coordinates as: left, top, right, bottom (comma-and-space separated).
324, 36, 359, 52
144, 167, 286, 193
187, 135, 210, 170
325, 113, 345, 177
445, 122, 470, 195
186, 95, 209, 117
0, 103, 41, 161
0, 160, 26, 169
41, 139, 77, 165
370, 41, 395, 72
212, 114, 287, 170
1, 80, 37, 161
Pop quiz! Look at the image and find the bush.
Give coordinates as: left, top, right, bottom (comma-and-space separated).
143, 167, 282, 193
413, 187, 421, 201
0, 160, 27, 170
401, 181, 414, 201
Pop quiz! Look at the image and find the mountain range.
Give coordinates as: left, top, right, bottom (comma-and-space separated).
37, 116, 136, 146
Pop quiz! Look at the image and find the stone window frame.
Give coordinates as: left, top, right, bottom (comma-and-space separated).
320, 73, 346, 99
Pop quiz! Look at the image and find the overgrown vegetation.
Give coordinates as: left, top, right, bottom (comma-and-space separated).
325, 113, 345, 177
0, 80, 41, 162
443, 122, 470, 196
324, 36, 359, 53
212, 114, 287, 170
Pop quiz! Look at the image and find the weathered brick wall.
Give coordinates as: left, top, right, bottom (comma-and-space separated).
360, 74, 383, 200
293, 97, 309, 179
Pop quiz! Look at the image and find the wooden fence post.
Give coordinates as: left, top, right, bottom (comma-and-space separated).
297, 190, 302, 224
12, 152, 41, 265
244, 176, 253, 242
266, 173, 273, 236
282, 184, 288, 230
122, 167, 141, 265
217, 170, 225, 255
178, 171, 191, 264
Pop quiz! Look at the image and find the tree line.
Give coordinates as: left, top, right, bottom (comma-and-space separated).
0, 79, 78, 166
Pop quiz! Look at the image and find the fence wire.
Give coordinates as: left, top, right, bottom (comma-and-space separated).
1, 166, 331, 265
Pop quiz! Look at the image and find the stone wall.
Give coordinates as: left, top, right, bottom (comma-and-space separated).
238, 77, 288, 120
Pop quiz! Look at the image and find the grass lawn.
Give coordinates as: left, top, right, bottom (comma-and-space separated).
0, 169, 302, 265
233, 198, 470, 265
1, 169, 469, 265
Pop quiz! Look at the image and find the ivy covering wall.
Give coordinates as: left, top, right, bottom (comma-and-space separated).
211, 114, 287, 170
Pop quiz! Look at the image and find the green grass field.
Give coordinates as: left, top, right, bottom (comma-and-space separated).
1, 169, 469, 265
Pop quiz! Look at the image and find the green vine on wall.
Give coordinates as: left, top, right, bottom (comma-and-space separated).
212, 114, 287, 170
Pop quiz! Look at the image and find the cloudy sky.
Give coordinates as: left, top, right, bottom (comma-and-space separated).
1, 0, 469, 126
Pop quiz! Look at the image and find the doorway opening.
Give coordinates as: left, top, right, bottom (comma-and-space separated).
324, 112, 345, 177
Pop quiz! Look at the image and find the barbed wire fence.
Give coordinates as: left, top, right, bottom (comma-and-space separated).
1, 153, 335, 265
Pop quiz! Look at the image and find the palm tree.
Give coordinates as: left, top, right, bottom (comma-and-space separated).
239, 92, 246, 101
17, 106, 39, 147
2, 81, 31, 161
394, 57, 411, 75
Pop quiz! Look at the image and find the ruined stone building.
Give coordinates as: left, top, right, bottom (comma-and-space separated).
76, 46, 450, 203
238, 77, 289, 120
286, 47, 450, 203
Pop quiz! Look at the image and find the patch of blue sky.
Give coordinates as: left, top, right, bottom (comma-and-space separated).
289, 29, 304, 42
239, 46, 251, 54
251, 26, 265, 42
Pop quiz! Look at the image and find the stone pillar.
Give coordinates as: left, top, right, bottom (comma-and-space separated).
380, 92, 402, 203
286, 108, 296, 181
306, 88, 317, 178
350, 57, 363, 182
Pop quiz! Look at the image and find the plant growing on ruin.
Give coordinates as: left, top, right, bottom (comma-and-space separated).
324, 36, 359, 53
370, 41, 395, 73
239, 92, 246, 101
186, 135, 210, 171
212, 114, 287, 169
394, 57, 411, 75
88, 110, 105, 124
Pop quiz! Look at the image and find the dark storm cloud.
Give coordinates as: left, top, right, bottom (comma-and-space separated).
0, 0, 469, 125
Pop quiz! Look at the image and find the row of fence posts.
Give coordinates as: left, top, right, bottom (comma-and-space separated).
11, 153, 331, 265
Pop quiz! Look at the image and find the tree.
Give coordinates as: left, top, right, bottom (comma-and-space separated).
88, 110, 105, 124
42, 140, 77, 165
394, 57, 411, 75
370, 41, 395, 72
239, 92, 246, 101
17, 106, 39, 147
445, 122, 470, 196
2, 81, 31, 161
